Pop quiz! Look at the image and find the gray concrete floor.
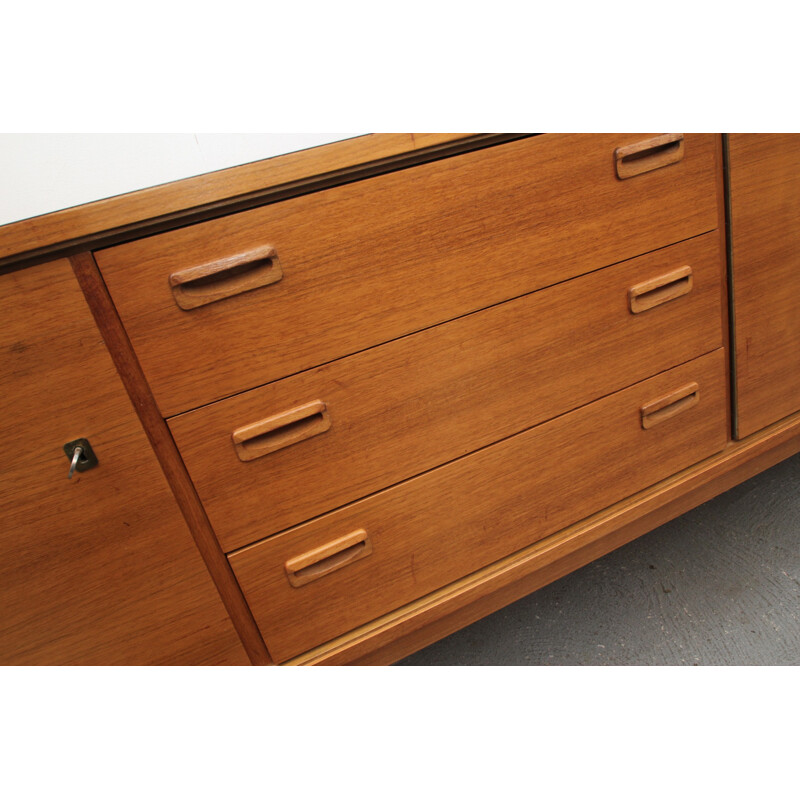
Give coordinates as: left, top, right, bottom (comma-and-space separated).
398, 451, 800, 665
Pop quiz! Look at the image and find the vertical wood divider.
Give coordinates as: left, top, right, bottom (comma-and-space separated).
714, 133, 735, 443
70, 251, 272, 666
720, 133, 739, 440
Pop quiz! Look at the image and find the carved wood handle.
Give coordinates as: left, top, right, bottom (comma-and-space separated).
169, 245, 283, 310
232, 400, 331, 462
640, 382, 699, 429
615, 134, 685, 179
629, 265, 693, 314
285, 530, 372, 587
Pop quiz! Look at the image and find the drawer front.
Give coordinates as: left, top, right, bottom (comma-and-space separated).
96, 133, 719, 416
171, 232, 724, 552
230, 349, 728, 663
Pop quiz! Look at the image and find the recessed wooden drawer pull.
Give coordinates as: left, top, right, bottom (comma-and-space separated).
615, 133, 685, 179
285, 530, 372, 587
169, 245, 283, 310
640, 382, 699, 429
232, 400, 331, 462
629, 265, 693, 314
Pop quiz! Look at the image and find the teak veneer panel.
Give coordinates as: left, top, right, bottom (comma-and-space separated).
0, 259, 247, 665
95, 133, 719, 416
728, 133, 800, 438
231, 349, 728, 663
171, 232, 724, 551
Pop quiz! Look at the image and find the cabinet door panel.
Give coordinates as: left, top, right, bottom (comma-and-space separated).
729, 134, 800, 438
0, 259, 247, 665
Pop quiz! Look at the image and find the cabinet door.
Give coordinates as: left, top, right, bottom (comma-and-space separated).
728, 134, 800, 439
0, 259, 248, 665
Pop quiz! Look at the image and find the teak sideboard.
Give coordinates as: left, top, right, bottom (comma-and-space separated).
1, 133, 798, 665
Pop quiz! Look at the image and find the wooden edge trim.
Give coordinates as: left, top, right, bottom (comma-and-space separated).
287, 410, 800, 665
70, 251, 272, 666
0, 134, 532, 268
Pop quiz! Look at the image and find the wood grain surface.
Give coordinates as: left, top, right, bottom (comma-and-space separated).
231, 349, 728, 663
95, 133, 719, 416
170, 232, 724, 551
728, 133, 800, 438
0, 259, 248, 665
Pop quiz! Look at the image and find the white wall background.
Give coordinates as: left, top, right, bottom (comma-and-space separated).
0, 133, 363, 226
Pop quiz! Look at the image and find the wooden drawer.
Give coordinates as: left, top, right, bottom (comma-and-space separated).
171, 232, 724, 552
230, 349, 728, 663
95, 133, 719, 416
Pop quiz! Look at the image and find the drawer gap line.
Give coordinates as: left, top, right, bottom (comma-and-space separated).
225, 345, 725, 557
